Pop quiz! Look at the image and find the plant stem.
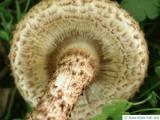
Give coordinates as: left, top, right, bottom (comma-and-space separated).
132, 95, 152, 106
4, 88, 16, 120
135, 81, 160, 100
16, 0, 21, 21
131, 108, 160, 114
24, 0, 31, 13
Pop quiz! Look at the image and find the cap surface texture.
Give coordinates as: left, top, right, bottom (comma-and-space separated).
9, 0, 148, 119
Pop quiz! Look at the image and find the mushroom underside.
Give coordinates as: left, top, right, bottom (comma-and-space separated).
10, 0, 148, 120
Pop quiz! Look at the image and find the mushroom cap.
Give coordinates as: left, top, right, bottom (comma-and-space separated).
9, 0, 148, 119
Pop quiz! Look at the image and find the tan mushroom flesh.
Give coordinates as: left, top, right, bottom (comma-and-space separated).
9, 0, 148, 120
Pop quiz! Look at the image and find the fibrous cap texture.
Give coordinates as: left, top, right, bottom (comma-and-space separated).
9, 0, 148, 119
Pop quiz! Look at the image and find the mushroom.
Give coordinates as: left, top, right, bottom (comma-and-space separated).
9, 0, 148, 120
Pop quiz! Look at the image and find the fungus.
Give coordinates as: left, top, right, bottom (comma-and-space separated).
9, 0, 148, 120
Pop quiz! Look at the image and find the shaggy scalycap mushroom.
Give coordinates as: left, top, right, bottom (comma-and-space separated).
9, 0, 148, 120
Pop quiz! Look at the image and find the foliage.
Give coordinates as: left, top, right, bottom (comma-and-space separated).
121, 0, 160, 22
92, 99, 132, 120
92, 94, 160, 120
0, 0, 40, 119
0, 0, 160, 120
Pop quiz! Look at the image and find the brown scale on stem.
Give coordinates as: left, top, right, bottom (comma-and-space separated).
26, 48, 99, 120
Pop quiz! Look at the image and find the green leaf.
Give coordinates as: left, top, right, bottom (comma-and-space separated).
24, 0, 31, 13
92, 99, 132, 120
0, 30, 10, 41
0, 7, 13, 31
0, 7, 13, 21
0, 0, 12, 7
155, 66, 160, 78
16, 0, 22, 21
121, 0, 160, 22
148, 92, 158, 107
92, 114, 107, 120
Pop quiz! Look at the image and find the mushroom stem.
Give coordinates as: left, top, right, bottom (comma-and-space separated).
26, 48, 99, 120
